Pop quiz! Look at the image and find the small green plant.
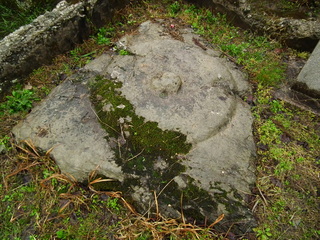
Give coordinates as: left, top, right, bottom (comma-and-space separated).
70, 47, 96, 67
275, 160, 293, 175
258, 120, 282, 145
118, 49, 130, 55
56, 229, 69, 240
0, 89, 38, 114
127, 14, 137, 25
221, 42, 250, 59
296, 51, 309, 59
95, 27, 113, 45
136, 231, 152, 240
254, 227, 273, 240
169, 1, 181, 15
0, 135, 12, 152
256, 63, 284, 86
270, 100, 284, 113
106, 197, 121, 212
40, 86, 51, 96
70, 47, 83, 62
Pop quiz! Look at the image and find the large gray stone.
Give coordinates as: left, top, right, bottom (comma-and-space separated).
296, 40, 320, 97
13, 20, 256, 233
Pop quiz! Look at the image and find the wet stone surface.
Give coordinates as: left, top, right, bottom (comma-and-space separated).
13, 20, 256, 233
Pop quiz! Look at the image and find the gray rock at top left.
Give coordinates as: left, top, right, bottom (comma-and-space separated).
0, 0, 130, 94
0, 1, 89, 92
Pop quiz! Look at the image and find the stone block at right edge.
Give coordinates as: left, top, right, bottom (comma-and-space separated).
296, 40, 320, 97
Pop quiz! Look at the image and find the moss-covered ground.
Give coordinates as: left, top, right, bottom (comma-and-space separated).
0, 0, 319, 239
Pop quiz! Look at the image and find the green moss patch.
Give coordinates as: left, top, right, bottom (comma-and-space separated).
90, 75, 191, 179
89, 75, 251, 228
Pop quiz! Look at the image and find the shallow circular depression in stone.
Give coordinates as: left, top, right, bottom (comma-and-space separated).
97, 24, 248, 144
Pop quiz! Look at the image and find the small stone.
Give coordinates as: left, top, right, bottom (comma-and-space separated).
116, 104, 125, 109
102, 103, 113, 112
118, 117, 125, 124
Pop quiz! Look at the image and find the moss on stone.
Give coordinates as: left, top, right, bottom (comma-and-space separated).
89, 76, 247, 223
90, 76, 190, 178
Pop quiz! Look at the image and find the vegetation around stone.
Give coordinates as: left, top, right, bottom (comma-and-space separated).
0, 0, 319, 239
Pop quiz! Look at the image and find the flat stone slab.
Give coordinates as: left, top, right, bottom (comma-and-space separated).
296, 40, 320, 97
13, 20, 256, 233
12, 73, 123, 181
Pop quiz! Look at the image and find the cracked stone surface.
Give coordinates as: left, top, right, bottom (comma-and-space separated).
13, 20, 256, 233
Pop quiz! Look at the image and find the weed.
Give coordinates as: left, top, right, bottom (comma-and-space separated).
70, 47, 97, 67
253, 226, 272, 240
0, 89, 39, 114
56, 229, 69, 239
127, 14, 137, 25
255, 63, 285, 86
106, 197, 121, 212
118, 49, 130, 55
136, 231, 152, 240
169, 1, 181, 15
0, 135, 12, 152
258, 120, 282, 145
296, 51, 309, 59
221, 42, 250, 59
40, 86, 51, 96
94, 27, 114, 45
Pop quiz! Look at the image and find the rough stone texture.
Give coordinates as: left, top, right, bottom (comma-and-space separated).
296, 40, 320, 98
13, 21, 256, 233
0, 0, 129, 95
185, 0, 320, 51
12, 72, 123, 181
0, 0, 89, 93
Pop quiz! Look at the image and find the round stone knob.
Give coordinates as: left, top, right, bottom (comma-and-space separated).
151, 72, 182, 94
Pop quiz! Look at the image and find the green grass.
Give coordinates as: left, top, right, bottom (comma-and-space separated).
252, 85, 319, 239
178, 6, 286, 86
0, 0, 319, 239
0, 147, 122, 239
